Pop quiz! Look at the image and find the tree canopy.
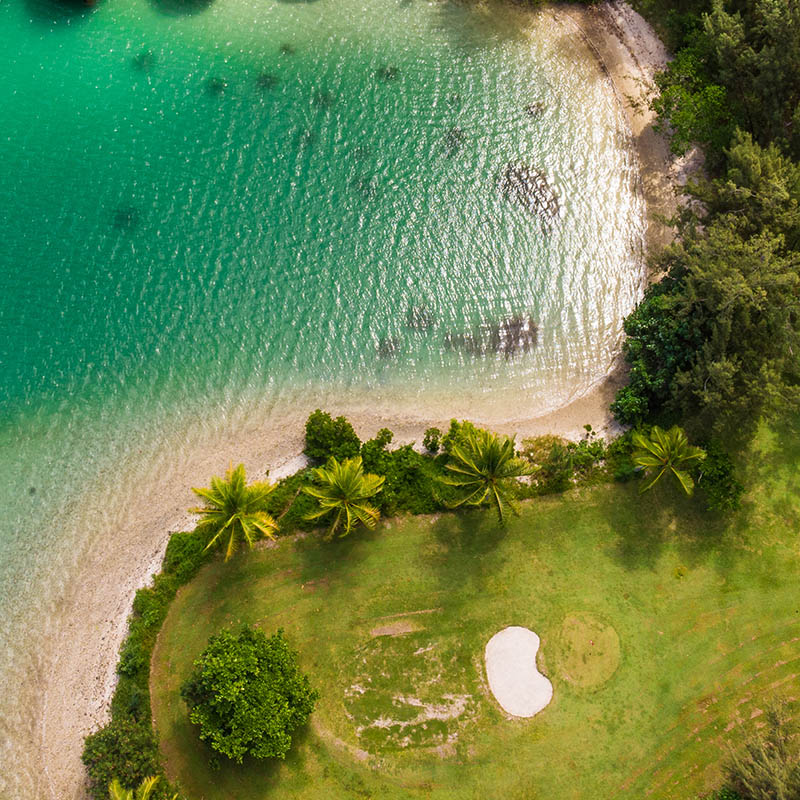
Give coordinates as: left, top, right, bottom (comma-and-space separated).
440, 425, 532, 523
302, 455, 384, 538
190, 463, 278, 561
181, 626, 319, 763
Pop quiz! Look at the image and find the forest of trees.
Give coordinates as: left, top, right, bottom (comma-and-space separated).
613, 0, 800, 445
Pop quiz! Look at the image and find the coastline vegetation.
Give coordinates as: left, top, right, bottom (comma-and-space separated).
615, 1, 800, 444
146, 416, 800, 799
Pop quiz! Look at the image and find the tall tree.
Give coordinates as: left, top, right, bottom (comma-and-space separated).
723, 702, 800, 799
440, 427, 532, 523
191, 463, 278, 561
670, 223, 800, 436
302, 456, 384, 539
631, 425, 706, 495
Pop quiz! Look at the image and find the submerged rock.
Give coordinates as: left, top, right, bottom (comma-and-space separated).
524, 101, 545, 118
443, 314, 538, 359
312, 89, 334, 108
376, 65, 400, 82
444, 126, 466, 158
406, 305, 434, 330
294, 128, 317, 149
205, 77, 228, 95
256, 72, 278, 90
377, 336, 400, 359
497, 161, 559, 223
279, 43, 296, 56
113, 205, 140, 231
352, 174, 378, 199
132, 49, 155, 72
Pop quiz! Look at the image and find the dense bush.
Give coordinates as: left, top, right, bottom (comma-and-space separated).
722, 703, 800, 799
423, 427, 442, 454
697, 441, 744, 512
536, 442, 574, 494
616, 0, 800, 447
304, 409, 361, 462
82, 717, 164, 800
82, 530, 211, 799
360, 429, 444, 515
181, 626, 319, 763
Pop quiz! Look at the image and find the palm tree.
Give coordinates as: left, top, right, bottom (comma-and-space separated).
631, 425, 706, 495
191, 463, 278, 561
108, 776, 173, 800
440, 427, 532, 523
302, 456, 384, 539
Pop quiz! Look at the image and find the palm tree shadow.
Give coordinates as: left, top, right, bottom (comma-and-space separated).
424, 510, 508, 602
599, 480, 751, 573
292, 523, 383, 587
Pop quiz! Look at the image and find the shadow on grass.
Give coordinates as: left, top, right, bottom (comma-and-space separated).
171, 714, 314, 798
425, 509, 508, 602
291, 523, 385, 587
600, 479, 753, 574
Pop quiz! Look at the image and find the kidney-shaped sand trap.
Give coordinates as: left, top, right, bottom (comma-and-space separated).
485, 626, 553, 717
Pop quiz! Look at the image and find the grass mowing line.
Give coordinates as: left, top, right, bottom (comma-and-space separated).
151, 421, 800, 799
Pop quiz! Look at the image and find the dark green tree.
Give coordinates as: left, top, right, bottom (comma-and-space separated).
303, 409, 361, 462
723, 702, 800, 800
668, 223, 800, 437
181, 626, 319, 763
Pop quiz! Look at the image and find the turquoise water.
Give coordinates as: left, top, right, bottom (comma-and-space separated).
0, 0, 643, 794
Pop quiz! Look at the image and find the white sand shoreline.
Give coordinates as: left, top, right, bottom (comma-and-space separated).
29, 5, 684, 798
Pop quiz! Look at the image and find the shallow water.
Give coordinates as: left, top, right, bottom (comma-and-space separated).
0, 0, 643, 793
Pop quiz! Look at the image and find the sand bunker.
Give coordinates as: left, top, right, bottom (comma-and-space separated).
485, 626, 553, 717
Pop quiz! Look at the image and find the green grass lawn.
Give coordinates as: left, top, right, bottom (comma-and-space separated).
151, 422, 800, 799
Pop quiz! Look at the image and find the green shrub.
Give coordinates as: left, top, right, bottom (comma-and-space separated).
360, 429, 443, 516
537, 443, 573, 494
84, 530, 209, 797
711, 790, 744, 800
181, 626, 319, 763
566, 427, 607, 473
423, 427, 442, 454
304, 409, 361, 462
82, 717, 163, 800
519, 434, 567, 467
697, 441, 744, 513
723, 703, 800, 799
162, 528, 213, 582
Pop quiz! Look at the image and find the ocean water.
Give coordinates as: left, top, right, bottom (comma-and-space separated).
0, 0, 644, 794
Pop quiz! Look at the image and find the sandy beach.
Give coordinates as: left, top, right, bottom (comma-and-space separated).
23, 4, 688, 798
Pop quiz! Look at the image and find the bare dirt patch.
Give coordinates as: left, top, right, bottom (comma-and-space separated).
344, 633, 476, 752
370, 620, 422, 637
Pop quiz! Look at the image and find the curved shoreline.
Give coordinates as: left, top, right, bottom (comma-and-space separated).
27, 5, 680, 799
